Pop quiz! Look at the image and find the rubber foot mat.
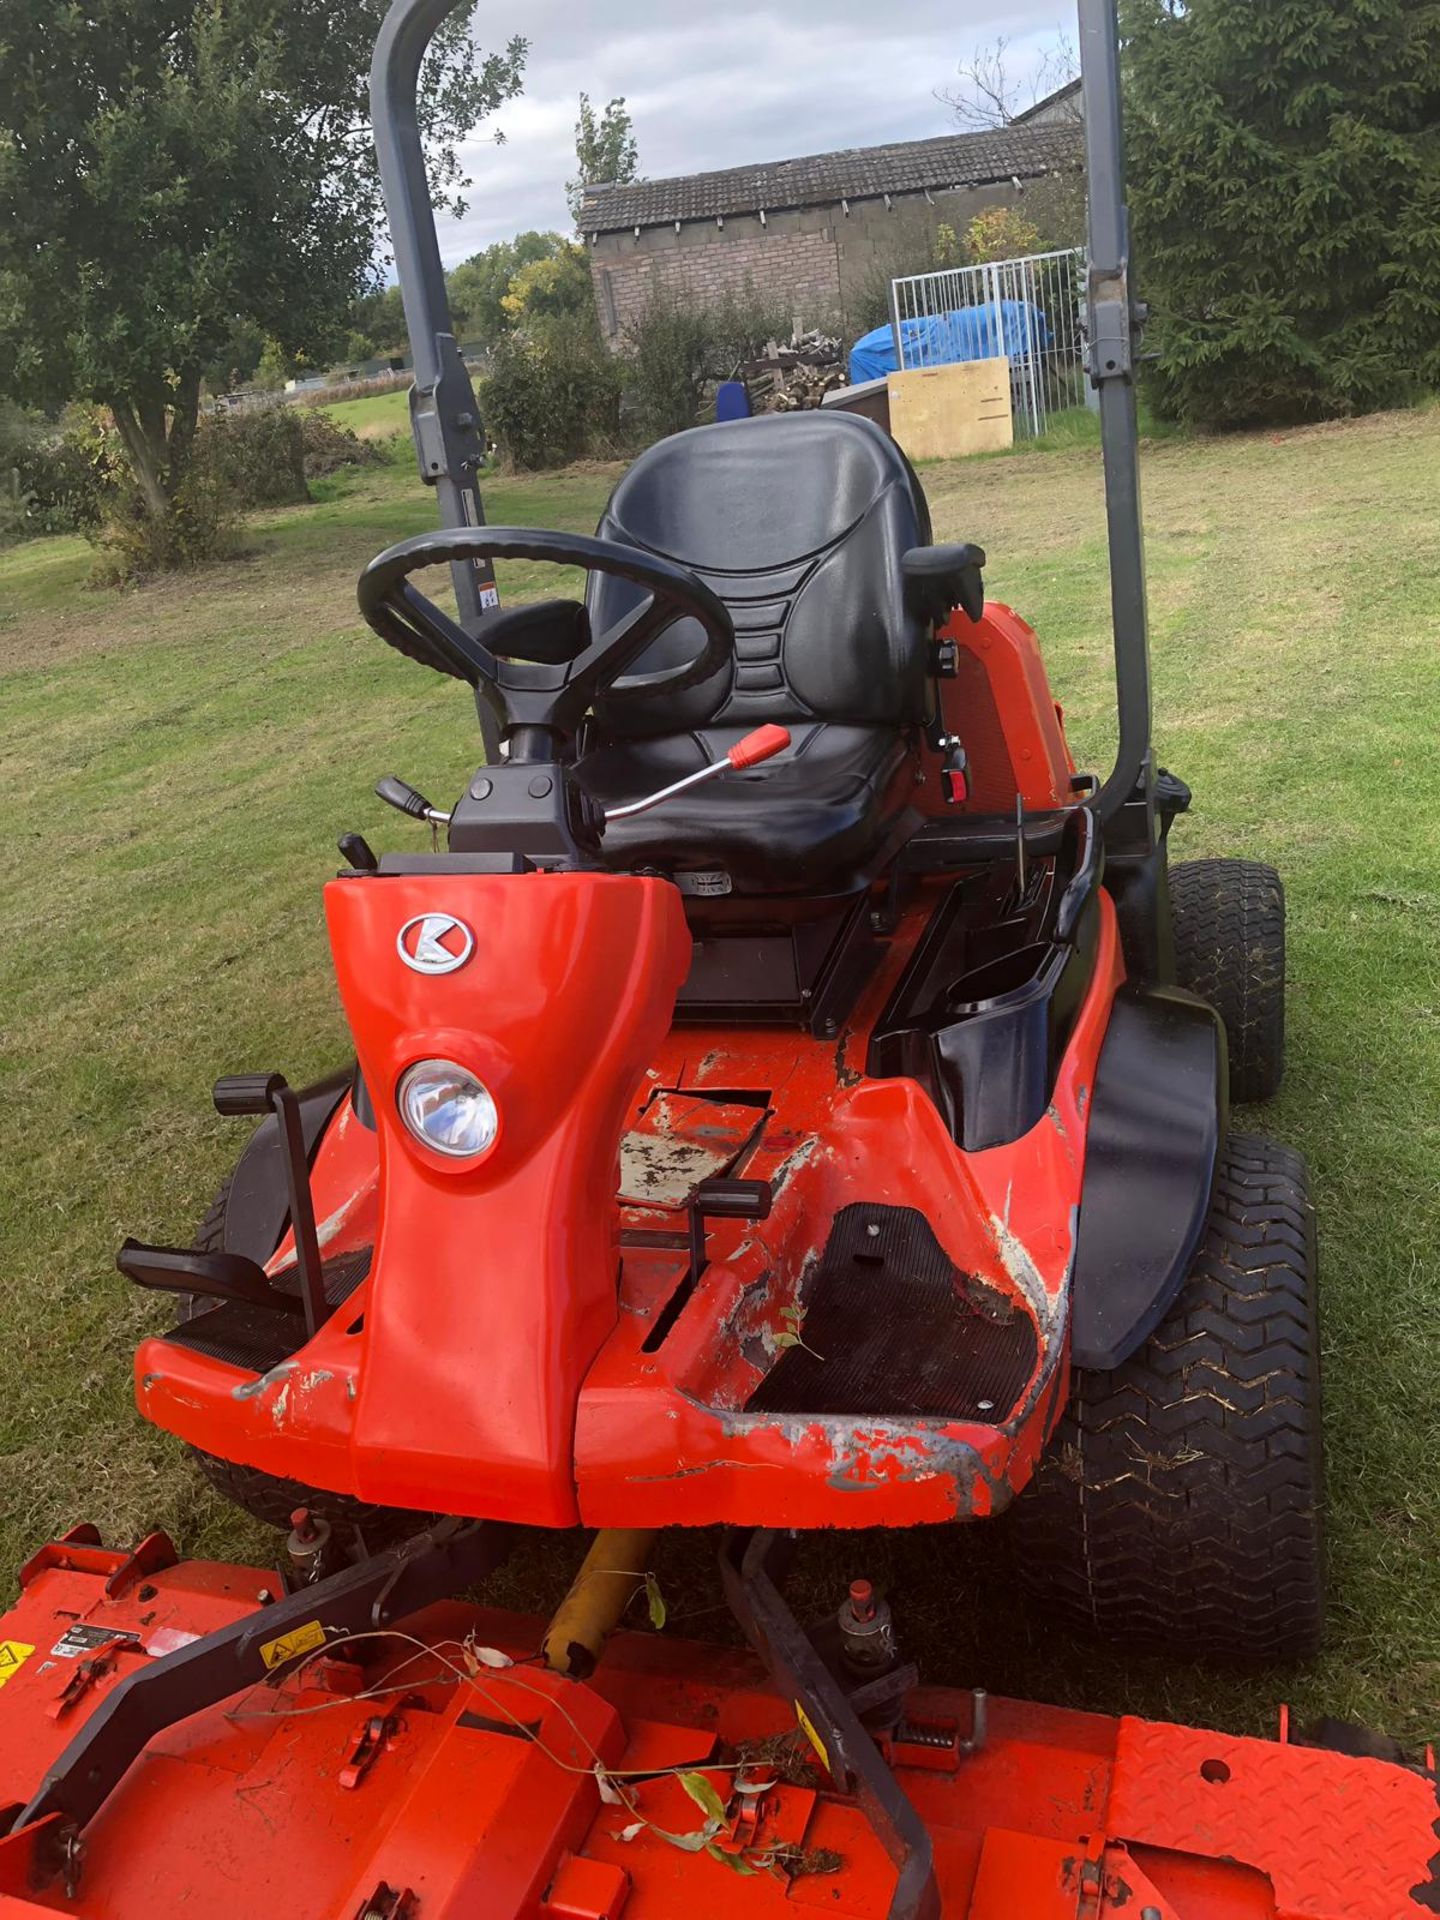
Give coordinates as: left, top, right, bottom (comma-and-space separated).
746, 1204, 1038, 1420
161, 1248, 373, 1374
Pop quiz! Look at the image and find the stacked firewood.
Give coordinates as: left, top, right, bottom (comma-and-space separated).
741, 330, 845, 412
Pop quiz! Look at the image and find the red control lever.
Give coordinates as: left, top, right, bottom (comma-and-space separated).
605, 723, 794, 823
727, 724, 792, 770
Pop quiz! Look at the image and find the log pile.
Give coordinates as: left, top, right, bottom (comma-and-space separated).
741, 330, 846, 412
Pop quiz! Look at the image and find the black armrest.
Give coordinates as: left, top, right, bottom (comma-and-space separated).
901, 543, 987, 625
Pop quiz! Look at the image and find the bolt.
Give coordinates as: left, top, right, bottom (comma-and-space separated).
977, 1399, 994, 1413
848, 1578, 876, 1622
256, 1588, 275, 1605
865, 1222, 881, 1240
528, 773, 554, 799
469, 775, 492, 801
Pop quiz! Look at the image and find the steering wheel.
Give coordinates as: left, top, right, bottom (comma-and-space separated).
356, 527, 735, 738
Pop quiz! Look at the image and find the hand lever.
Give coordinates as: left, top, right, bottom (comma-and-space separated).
375, 775, 451, 826
604, 725, 791, 822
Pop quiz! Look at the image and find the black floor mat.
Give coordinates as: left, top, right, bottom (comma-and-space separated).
162, 1248, 373, 1374
746, 1205, 1038, 1421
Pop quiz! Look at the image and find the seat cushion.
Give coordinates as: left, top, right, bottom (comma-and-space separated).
579, 723, 915, 895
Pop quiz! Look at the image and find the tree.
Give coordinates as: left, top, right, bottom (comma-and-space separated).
1124, 0, 1440, 428
350, 285, 411, 359
501, 244, 593, 325
0, 0, 525, 542
965, 207, 1044, 264
446, 231, 569, 345
568, 93, 639, 224
939, 34, 1079, 131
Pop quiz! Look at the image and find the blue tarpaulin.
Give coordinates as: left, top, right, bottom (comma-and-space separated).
847, 301, 1050, 385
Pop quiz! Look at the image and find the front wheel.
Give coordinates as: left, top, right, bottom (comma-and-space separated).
1010, 1133, 1324, 1662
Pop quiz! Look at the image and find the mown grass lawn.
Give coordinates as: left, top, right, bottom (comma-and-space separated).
314, 385, 413, 438
1, 408, 1437, 1746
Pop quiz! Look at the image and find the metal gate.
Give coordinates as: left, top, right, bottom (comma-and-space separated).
889, 247, 1088, 439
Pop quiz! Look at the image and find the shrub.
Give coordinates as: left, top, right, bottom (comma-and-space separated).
621, 289, 790, 443
90, 460, 237, 584
296, 410, 386, 478
477, 312, 624, 470
200, 403, 310, 508
0, 403, 109, 542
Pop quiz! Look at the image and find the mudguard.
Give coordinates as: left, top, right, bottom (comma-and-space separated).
219, 1065, 356, 1265
1068, 983, 1227, 1370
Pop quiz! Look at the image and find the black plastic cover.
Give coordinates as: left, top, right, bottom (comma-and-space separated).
1068, 984, 1226, 1370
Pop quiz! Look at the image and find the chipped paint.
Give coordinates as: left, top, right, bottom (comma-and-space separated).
230, 1360, 298, 1402
618, 1130, 734, 1206
989, 1201, 1060, 1332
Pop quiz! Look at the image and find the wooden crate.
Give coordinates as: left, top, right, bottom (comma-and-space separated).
886, 358, 1013, 460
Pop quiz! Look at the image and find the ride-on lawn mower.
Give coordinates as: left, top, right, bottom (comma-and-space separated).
3, 0, 1435, 1913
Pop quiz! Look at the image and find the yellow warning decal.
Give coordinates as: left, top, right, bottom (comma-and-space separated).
258, 1619, 327, 1672
0, 1641, 35, 1690
794, 1699, 831, 1775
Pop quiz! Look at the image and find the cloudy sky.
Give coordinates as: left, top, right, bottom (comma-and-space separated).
431, 1, 1074, 265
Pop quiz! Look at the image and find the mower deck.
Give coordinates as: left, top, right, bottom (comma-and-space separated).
0, 1532, 1433, 1919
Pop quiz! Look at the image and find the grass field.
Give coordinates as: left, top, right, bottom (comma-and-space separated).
313, 385, 412, 438
2, 409, 1438, 1746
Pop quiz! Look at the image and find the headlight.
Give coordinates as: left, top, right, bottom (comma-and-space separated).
396, 1059, 499, 1160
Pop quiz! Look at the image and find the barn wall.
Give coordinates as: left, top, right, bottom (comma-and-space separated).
588, 180, 1042, 340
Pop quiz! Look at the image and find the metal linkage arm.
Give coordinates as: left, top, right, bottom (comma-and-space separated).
721, 1530, 940, 1920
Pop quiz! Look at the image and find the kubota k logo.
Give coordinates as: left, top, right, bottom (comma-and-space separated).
396, 912, 475, 975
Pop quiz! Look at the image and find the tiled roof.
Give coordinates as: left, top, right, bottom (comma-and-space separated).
579, 123, 1081, 234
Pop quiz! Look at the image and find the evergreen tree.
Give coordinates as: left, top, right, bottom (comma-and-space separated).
1123, 0, 1440, 427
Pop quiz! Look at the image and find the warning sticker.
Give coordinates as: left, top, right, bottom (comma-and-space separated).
259, 1619, 327, 1672
794, 1699, 832, 1776
0, 1641, 35, 1690
51, 1624, 141, 1660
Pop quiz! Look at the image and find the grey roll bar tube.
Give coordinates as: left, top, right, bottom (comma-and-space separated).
370, 0, 502, 757
1079, 0, 1156, 825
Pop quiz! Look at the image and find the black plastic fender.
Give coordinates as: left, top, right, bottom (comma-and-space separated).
220, 1065, 356, 1266
1068, 984, 1227, 1370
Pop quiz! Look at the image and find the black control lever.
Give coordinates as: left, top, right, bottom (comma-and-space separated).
210, 1073, 327, 1337
375, 775, 450, 825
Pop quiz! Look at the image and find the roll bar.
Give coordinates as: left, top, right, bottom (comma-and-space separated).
370, 0, 502, 755
370, 0, 1155, 824
1078, 0, 1155, 824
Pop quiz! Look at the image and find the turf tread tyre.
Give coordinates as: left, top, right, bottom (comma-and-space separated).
1011, 1133, 1324, 1662
1170, 857, 1285, 1103
183, 1182, 424, 1544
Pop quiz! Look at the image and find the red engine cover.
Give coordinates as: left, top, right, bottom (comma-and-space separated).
325, 870, 690, 1525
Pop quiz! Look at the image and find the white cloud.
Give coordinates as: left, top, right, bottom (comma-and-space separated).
420, 2, 1074, 263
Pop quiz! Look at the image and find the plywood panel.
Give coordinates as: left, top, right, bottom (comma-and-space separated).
886, 358, 1013, 461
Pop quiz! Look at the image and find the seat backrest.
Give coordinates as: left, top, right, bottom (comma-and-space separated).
588, 412, 933, 739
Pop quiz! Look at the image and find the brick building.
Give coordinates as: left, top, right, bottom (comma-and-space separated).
578, 119, 1083, 341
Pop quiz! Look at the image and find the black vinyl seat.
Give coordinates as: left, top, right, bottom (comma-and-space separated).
578, 412, 933, 897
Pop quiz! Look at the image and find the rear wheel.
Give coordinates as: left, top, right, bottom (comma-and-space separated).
181, 1183, 428, 1546
1010, 1133, 1324, 1662
1170, 857, 1285, 1102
